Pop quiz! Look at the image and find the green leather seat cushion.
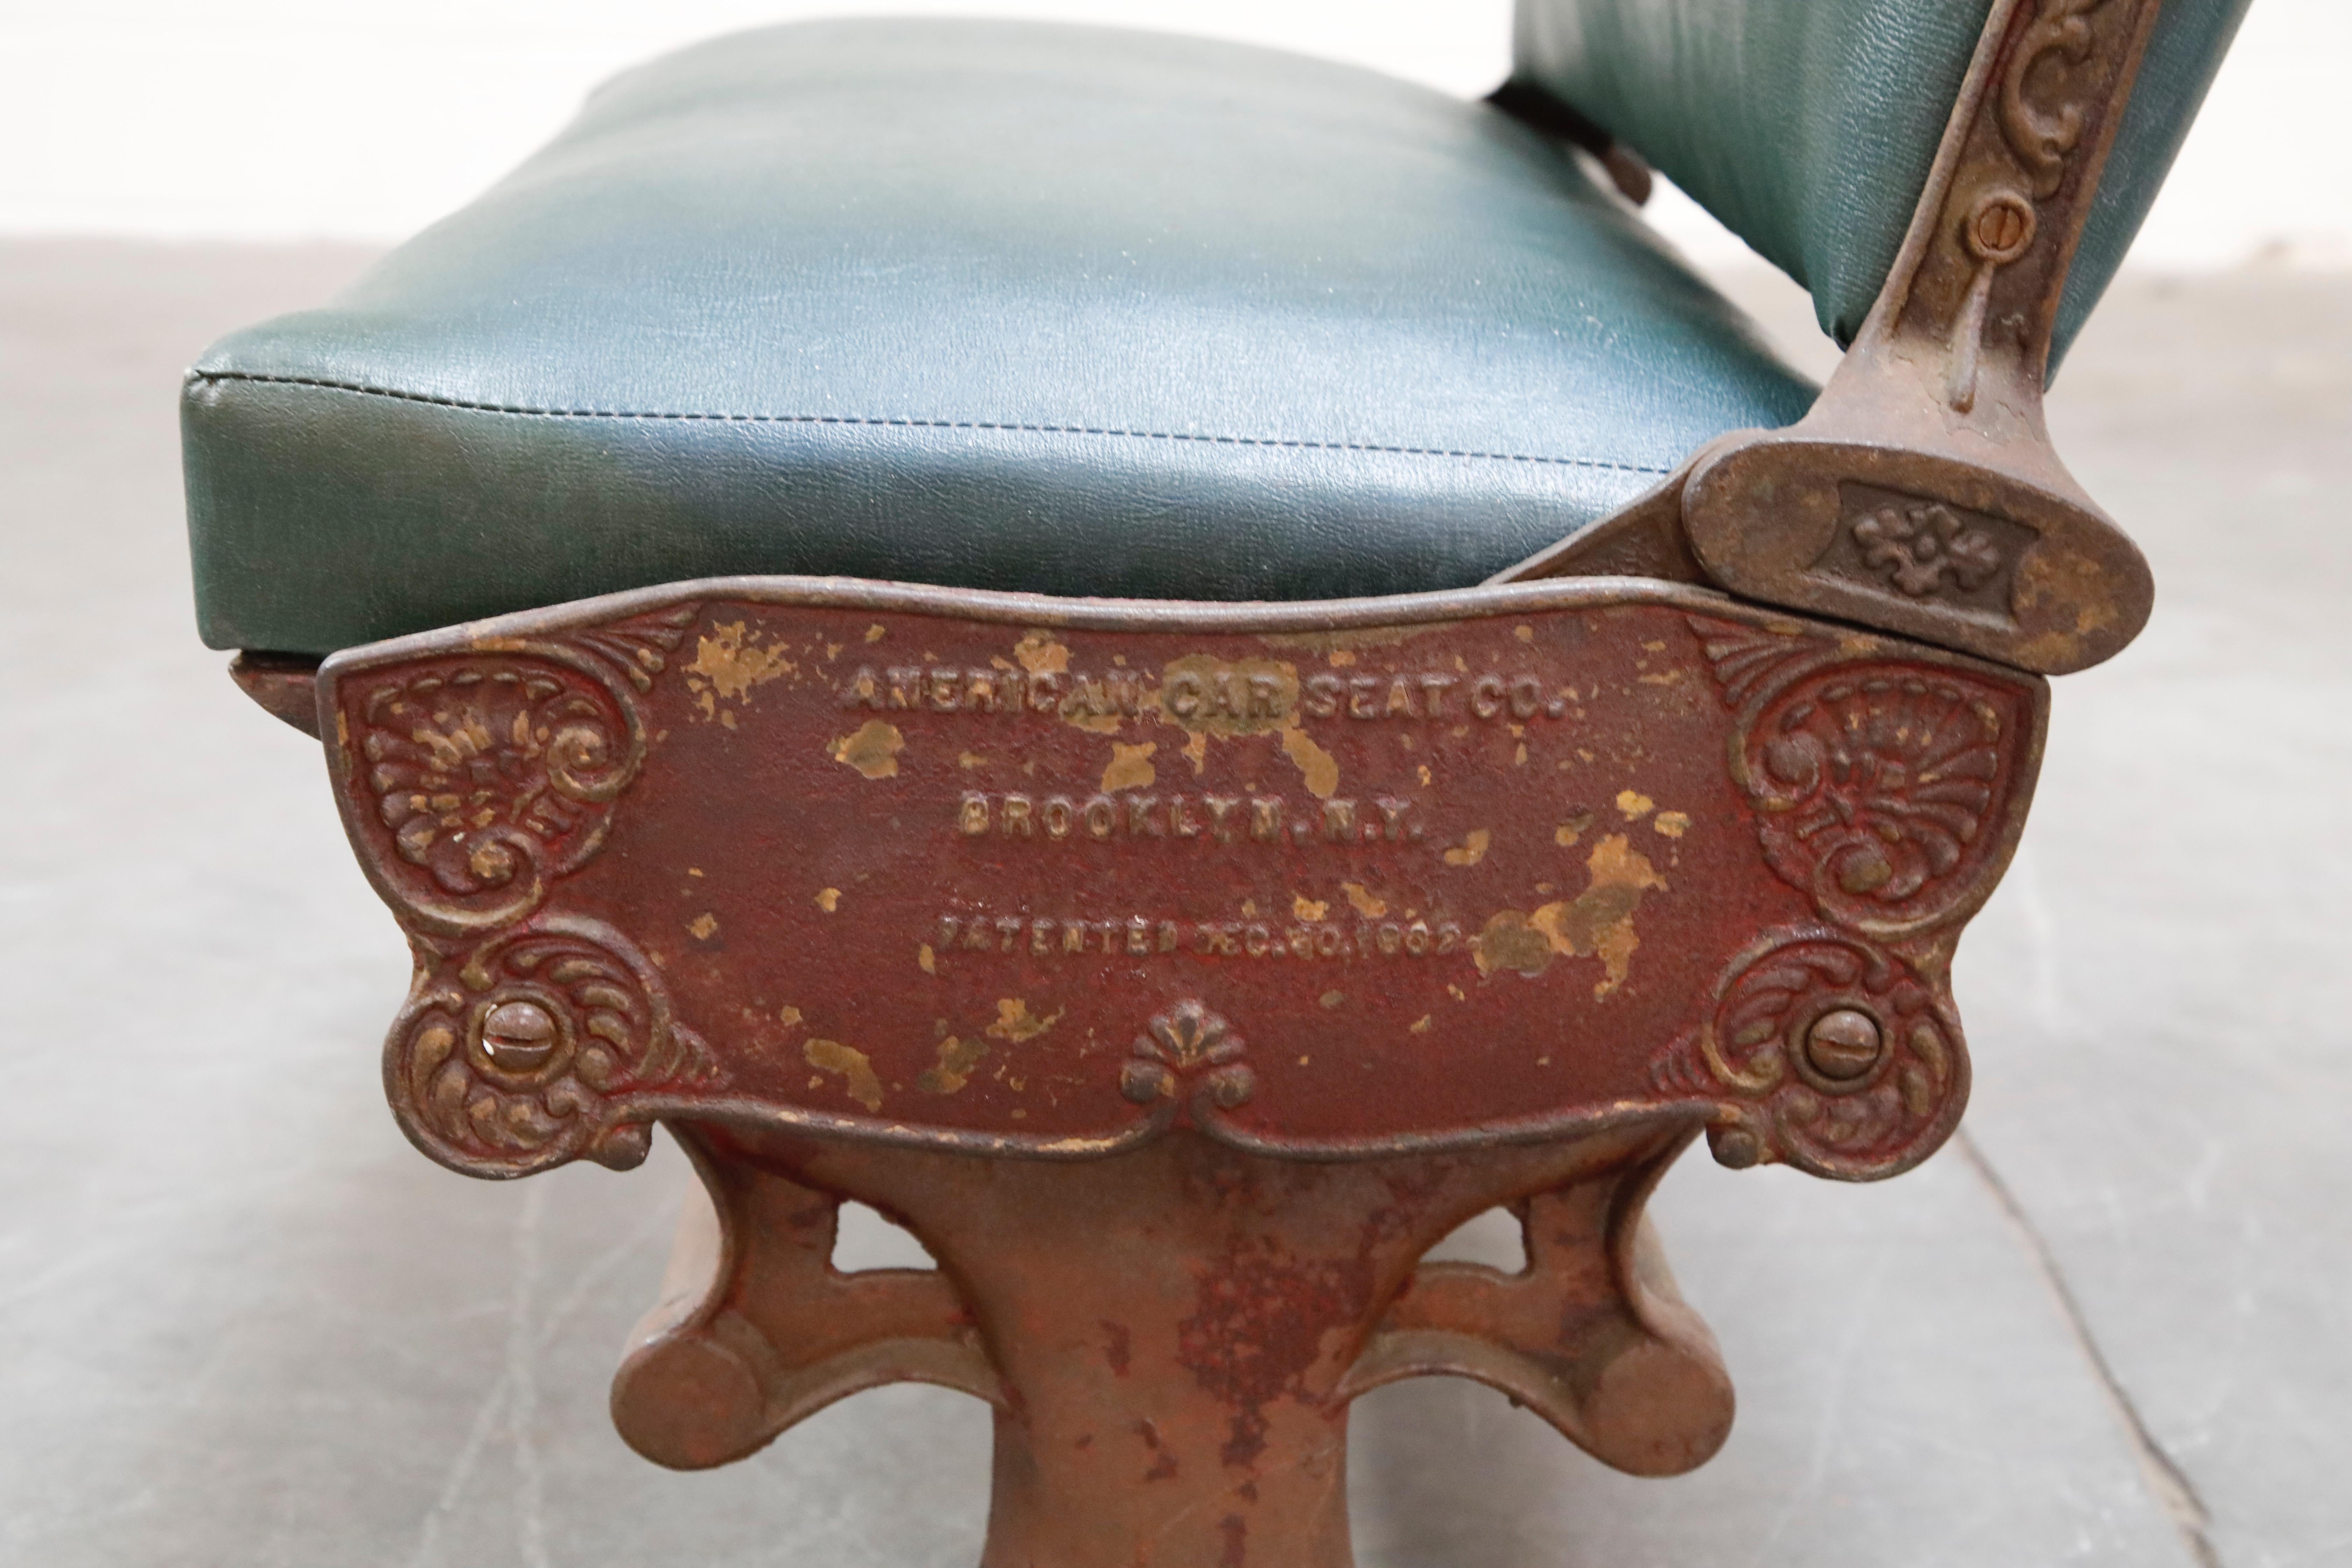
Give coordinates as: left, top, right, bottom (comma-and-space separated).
183, 19, 1815, 654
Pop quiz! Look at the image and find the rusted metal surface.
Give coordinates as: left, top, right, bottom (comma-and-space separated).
613, 1122, 1725, 1567
315, 576, 2043, 1189
290, 558, 2048, 1566
1503, 0, 2162, 678
228, 650, 324, 737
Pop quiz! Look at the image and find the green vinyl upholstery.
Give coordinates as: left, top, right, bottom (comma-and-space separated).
182, 20, 1815, 655
1509, 0, 2251, 359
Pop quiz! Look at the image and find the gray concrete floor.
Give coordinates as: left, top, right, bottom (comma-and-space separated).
1, 238, 2345, 1567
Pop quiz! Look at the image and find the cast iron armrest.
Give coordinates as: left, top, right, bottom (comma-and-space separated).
1502, 0, 2165, 678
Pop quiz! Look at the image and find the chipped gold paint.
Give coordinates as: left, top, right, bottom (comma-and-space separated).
1443, 830, 1492, 867
815, 887, 841, 912
917, 1035, 988, 1095
1100, 741, 1157, 793
1293, 895, 1329, 922
778, 1005, 803, 1027
959, 751, 987, 770
918, 943, 936, 973
1014, 631, 1070, 675
688, 621, 795, 720
986, 998, 1063, 1043
804, 1039, 883, 1111
1319, 990, 1345, 1009
1616, 789, 1655, 819
1554, 811, 1594, 847
831, 719, 904, 779
1342, 882, 1387, 918
1409, 1015, 1432, 1034
1653, 811, 1691, 839
1472, 834, 1668, 996
687, 913, 719, 941
864, 623, 887, 643
1280, 728, 1340, 798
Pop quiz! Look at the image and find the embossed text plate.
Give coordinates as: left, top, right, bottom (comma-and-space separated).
321, 578, 2043, 1170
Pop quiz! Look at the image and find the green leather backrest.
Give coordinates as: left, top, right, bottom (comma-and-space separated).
1510, 0, 2250, 365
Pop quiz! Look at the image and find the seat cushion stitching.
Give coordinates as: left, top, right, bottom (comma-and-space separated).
187, 370, 1675, 476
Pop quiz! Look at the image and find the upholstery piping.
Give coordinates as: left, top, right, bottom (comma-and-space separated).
185, 371, 1677, 477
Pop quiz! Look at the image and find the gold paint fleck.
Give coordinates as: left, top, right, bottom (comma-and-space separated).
1341, 882, 1387, 919
864, 623, 887, 643
1297, 1055, 1311, 1065
1616, 789, 1656, 820
1417, 764, 1433, 786
687, 621, 795, 718
1014, 631, 1070, 675
778, 1005, 804, 1027
1514, 625, 1534, 644
831, 719, 904, 779
1280, 728, 1340, 799
1101, 741, 1158, 793
987, 998, 1063, 1043
1409, 1015, 1432, 1035
1637, 670, 1685, 686
720, 710, 737, 730
1555, 812, 1594, 847
1241, 898, 1259, 918
918, 1035, 988, 1094
1653, 811, 1691, 839
1319, 990, 1345, 1009
1471, 834, 1668, 995
687, 866, 704, 878
815, 887, 841, 912
1328, 649, 1357, 667
1447, 984, 1466, 1001
1293, 894, 1329, 922
918, 943, 936, 973
687, 913, 719, 941
1180, 730, 1209, 775
1443, 830, 1491, 867
804, 1039, 883, 1111
959, 751, 987, 770
1514, 742, 1528, 767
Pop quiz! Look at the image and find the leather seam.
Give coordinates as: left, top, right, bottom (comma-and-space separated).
186, 371, 1676, 476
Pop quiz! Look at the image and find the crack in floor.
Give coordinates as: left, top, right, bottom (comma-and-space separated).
1958, 1130, 2222, 1568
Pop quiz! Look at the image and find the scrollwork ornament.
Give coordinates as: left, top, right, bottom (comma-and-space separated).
338, 605, 696, 937
2001, 0, 2110, 198
1693, 621, 2029, 938
386, 915, 721, 1178
1654, 928, 1968, 1181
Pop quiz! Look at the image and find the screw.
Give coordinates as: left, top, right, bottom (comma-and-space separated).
1804, 1008, 1884, 1080
1965, 190, 2037, 264
481, 999, 558, 1071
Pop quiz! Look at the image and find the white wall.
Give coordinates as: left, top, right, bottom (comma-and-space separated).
4, 0, 2345, 268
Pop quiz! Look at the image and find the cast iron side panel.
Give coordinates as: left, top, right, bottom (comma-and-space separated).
317, 578, 2044, 1184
